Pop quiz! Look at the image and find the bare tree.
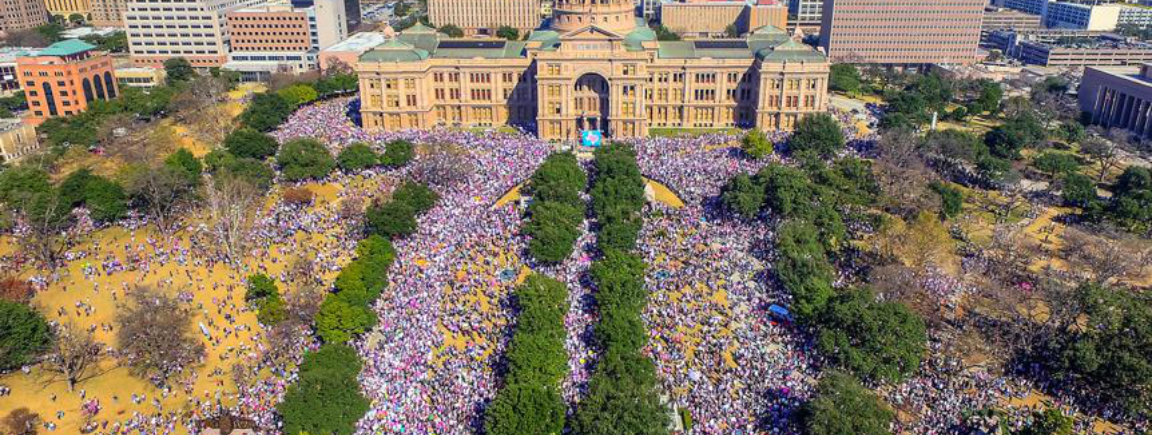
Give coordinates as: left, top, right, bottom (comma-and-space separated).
261, 284, 323, 366
13, 190, 76, 269
410, 142, 475, 188
874, 128, 937, 216
338, 195, 365, 234
1, 408, 40, 435
115, 286, 205, 385
1062, 226, 1152, 286
205, 174, 261, 265
1080, 136, 1121, 182
123, 164, 196, 234
985, 223, 1036, 281
44, 323, 102, 391
171, 76, 235, 144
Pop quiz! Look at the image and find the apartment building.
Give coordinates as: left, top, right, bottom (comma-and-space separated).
660, 0, 787, 38
819, 0, 986, 65
223, 0, 347, 80
124, 0, 265, 68
43, 0, 89, 17
0, 0, 49, 32
427, 0, 540, 36
90, 0, 128, 27
16, 40, 118, 125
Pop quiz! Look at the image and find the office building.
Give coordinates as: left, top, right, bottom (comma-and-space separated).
356, 0, 830, 140
124, 0, 265, 68
223, 0, 347, 79
819, 0, 985, 65
0, 119, 39, 163
1080, 63, 1152, 138
660, 0, 787, 38
1016, 35, 1152, 66
982, 7, 1043, 31
0, 0, 49, 32
788, 0, 822, 29
427, 0, 541, 37
16, 40, 118, 125
1045, 2, 1122, 30
90, 0, 128, 27
0, 48, 34, 96
1118, 5, 1152, 27
1000, 0, 1049, 16
344, 0, 360, 30
43, 0, 89, 17
640, 0, 658, 20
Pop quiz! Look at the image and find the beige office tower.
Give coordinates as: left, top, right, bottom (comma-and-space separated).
0, 0, 49, 31
44, 0, 89, 18
819, 0, 985, 65
91, 0, 128, 27
427, 0, 542, 36
124, 0, 265, 67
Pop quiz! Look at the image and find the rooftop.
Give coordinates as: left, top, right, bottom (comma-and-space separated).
323, 32, 389, 54
37, 39, 97, 57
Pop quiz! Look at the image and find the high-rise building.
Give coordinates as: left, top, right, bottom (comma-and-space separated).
43, 0, 89, 18
982, 6, 1043, 32
357, 0, 830, 140
1045, 2, 1122, 30
344, 0, 360, 30
819, 0, 985, 65
16, 40, 118, 125
0, 0, 49, 32
223, 0, 347, 79
124, 0, 265, 68
788, 0, 822, 29
90, 0, 128, 27
660, 0, 787, 38
427, 0, 542, 37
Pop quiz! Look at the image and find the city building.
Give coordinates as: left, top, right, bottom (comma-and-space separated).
356, 0, 830, 141
320, 31, 387, 70
819, 0, 986, 65
345, 0, 360, 30
0, 48, 35, 96
982, 7, 1043, 32
983, 27, 1108, 52
787, 0, 822, 30
427, 0, 541, 37
1079, 63, 1152, 138
90, 0, 128, 27
115, 66, 166, 88
223, 0, 347, 80
659, 0, 787, 38
1118, 5, 1152, 27
999, 0, 1049, 16
1014, 34, 1152, 66
0, 0, 49, 32
43, 0, 89, 18
15, 40, 118, 125
1045, 2, 1122, 30
0, 119, 39, 163
124, 0, 265, 68
639, 0, 658, 20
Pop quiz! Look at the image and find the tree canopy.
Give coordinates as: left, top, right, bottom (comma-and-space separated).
802, 371, 894, 435
277, 138, 335, 182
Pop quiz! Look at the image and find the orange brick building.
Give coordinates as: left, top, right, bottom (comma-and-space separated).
17, 40, 118, 126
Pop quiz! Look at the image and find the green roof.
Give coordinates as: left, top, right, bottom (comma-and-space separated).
38, 39, 96, 56
359, 39, 430, 62
403, 22, 437, 34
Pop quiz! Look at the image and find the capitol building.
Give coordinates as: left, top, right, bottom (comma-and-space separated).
355, 0, 830, 141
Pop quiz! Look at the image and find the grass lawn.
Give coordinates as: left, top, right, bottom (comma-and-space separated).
648, 127, 742, 138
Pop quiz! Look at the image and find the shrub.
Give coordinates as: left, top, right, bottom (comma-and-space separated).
282, 186, 315, 206
930, 182, 963, 219
277, 138, 335, 182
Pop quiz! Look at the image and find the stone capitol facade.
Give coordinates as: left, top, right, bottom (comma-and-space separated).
355, 0, 829, 141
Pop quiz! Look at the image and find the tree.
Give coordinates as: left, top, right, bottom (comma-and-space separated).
438, 24, 464, 37
223, 128, 279, 160
651, 24, 680, 41
723, 24, 740, 38
205, 174, 261, 263
276, 83, 319, 107
1080, 136, 1120, 182
525, 201, 583, 263
496, 25, 520, 41
930, 182, 962, 219
1060, 227, 1150, 286
815, 288, 927, 383
1019, 408, 1074, 435
2, 408, 40, 435
337, 143, 379, 172
240, 92, 294, 132
246, 274, 278, 303
163, 57, 195, 84
391, 181, 440, 214
572, 351, 669, 435
67, 13, 85, 25
43, 323, 101, 391
116, 286, 205, 384
277, 138, 335, 181
801, 371, 894, 435
1032, 152, 1081, 178
1061, 173, 1097, 208
381, 139, 414, 167
528, 153, 585, 206
0, 300, 52, 370
972, 80, 1003, 115
0, 277, 34, 303
741, 129, 773, 159
485, 383, 565, 435
790, 113, 845, 161
829, 64, 862, 95
278, 345, 369, 435
164, 148, 204, 186
59, 169, 128, 223
365, 200, 417, 239
720, 173, 765, 219
0, 167, 75, 266
986, 113, 1045, 159
314, 297, 375, 343
123, 163, 197, 234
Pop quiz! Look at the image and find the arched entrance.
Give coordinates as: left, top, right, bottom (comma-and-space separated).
574, 73, 609, 137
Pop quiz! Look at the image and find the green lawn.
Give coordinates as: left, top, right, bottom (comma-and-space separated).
648, 127, 743, 138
